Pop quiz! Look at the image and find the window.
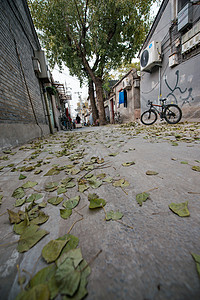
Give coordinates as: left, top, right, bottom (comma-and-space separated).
119, 90, 127, 108
178, 0, 190, 12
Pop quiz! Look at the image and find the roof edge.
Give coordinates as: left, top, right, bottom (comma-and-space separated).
138, 0, 169, 57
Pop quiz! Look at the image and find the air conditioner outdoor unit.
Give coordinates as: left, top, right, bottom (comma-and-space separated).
140, 41, 162, 72
122, 78, 132, 90
34, 50, 51, 83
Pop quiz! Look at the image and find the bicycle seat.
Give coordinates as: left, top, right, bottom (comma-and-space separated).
159, 98, 167, 102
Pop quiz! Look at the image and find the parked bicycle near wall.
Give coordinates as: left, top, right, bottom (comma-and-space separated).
140, 98, 182, 125
114, 112, 122, 124
59, 113, 72, 131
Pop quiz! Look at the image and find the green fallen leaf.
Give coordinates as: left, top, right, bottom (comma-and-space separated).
57, 234, 79, 256
42, 239, 69, 263
122, 161, 135, 167
48, 196, 63, 205
56, 248, 83, 268
78, 184, 89, 193
60, 208, 72, 219
19, 174, 27, 180
14, 216, 30, 235
136, 192, 150, 206
34, 169, 43, 175
45, 182, 59, 192
146, 170, 158, 175
30, 211, 49, 225
15, 197, 26, 207
103, 176, 113, 183
169, 201, 190, 217
106, 210, 123, 221
191, 253, 200, 264
113, 179, 130, 188
88, 178, 102, 189
24, 166, 35, 172
192, 166, 200, 172
15, 284, 50, 300
44, 168, 60, 176
7, 209, 24, 224
180, 161, 188, 164
89, 197, 106, 209
22, 181, 38, 189
171, 142, 178, 146
12, 187, 25, 199
26, 193, 43, 203
70, 168, 80, 175
0, 195, 3, 205
63, 196, 80, 209
55, 258, 81, 296
63, 259, 91, 300
17, 224, 49, 253
57, 187, 67, 195
108, 152, 119, 156
191, 253, 200, 277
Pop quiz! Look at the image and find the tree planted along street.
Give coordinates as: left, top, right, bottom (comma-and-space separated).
28, 0, 157, 124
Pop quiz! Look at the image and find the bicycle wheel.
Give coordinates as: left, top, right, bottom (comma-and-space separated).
164, 104, 182, 124
140, 110, 157, 125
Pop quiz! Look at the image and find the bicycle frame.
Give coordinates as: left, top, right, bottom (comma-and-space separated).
148, 102, 165, 118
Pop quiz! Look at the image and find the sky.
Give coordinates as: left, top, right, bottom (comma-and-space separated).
51, 2, 161, 117
52, 65, 88, 118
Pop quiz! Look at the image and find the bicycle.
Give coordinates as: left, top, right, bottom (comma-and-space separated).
114, 112, 122, 124
140, 98, 182, 125
59, 113, 72, 131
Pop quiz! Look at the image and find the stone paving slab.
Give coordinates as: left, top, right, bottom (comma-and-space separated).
0, 123, 200, 300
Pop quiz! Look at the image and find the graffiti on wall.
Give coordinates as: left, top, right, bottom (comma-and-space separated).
164, 70, 194, 106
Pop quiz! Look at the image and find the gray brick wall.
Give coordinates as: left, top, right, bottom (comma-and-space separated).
0, 0, 48, 125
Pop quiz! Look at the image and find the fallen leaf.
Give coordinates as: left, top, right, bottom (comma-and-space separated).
48, 196, 63, 205
146, 170, 159, 175
108, 152, 119, 156
42, 239, 69, 263
15, 198, 26, 207
17, 224, 49, 252
191, 253, 200, 277
60, 208, 72, 219
55, 258, 81, 296
12, 187, 25, 199
63, 196, 80, 209
15, 284, 50, 300
44, 182, 59, 192
103, 176, 113, 183
57, 187, 67, 195
8, 209, 24, 224
136, 192, 150, 206
122, 161, 135, 167
89, 196, 106, 209
106, 210, 123, 221
169, 201, 190, 217
78, 184, 89, 193
30, 211, 49, 225
26, 193, 43, 203
19, 174, 27, 180
22, 181, 38, 189
44, 168, 60, 176
192, 166, 200, 172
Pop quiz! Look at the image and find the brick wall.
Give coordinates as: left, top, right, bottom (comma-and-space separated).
0, 0, 49, 150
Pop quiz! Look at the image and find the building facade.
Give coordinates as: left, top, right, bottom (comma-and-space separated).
0, 0, 61, 151
107, 69, 140, 123
139, 0, 200, 121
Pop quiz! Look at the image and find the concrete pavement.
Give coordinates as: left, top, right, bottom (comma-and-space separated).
0, 122, 200, 300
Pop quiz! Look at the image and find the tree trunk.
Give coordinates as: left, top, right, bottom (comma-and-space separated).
88, 79, 98, 124
94, 77, 106, 125
81, 56, 106, 125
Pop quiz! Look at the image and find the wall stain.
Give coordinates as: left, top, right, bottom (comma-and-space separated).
164, 70, 194, 106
